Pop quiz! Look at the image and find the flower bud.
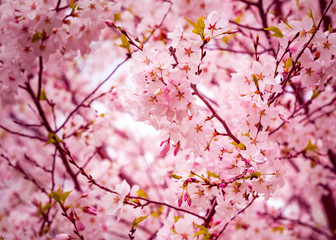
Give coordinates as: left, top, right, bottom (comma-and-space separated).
76, 220, 86, 231
83, 206, 97, 216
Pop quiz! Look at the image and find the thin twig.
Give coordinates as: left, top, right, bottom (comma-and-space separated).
56, 57, 130, 132
0, 124, 46, 141
215, 197, 256, 239
261, 212, 334, 239
191, 84, 241, 144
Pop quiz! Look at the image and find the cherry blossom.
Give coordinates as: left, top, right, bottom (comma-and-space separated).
0, 0, 336, 239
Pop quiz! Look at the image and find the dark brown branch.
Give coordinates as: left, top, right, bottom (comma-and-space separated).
0, 124, 46, 141
56, 143, 82, 191
191, 84, 241, 144
319, 0, 332, 31
238, 0, 259, 6
56, 57, 130, 132
37, 56, 43, 102
229, 20, 265, 31
261, 212, 334, 239
328, 150, 336, 171
299, 97, 336, 123
206, 46, 272, 56
25, 76, 81, 191
320, 185, 336, 236
143, 0, 173, 45
25, 81, 53, 132
24, 154, 52, 173
203, 197, 217, 228
1, 153, 47, 194
215, 197, 256, 239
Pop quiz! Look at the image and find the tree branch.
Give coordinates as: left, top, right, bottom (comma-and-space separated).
191, 84, 241, 144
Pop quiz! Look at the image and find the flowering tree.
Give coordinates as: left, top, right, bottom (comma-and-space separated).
0, 0, 336, 239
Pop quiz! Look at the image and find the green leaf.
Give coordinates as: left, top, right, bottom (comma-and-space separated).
285, 58, 293, 69
207, 171, 219, 178
194, 225, 209, 238
42, 203, 52, 212
37, 202, 52, 216
304, 140, 318, 152
132, 215, 148, 228
136, 189, 148, 198
234, 12, 243, 23
252, 74, 259, 88
151, 206, 163, 217
264, 26, 283, 39
114, 13, 121, 22
185, 17, 198, 29
46, 132, 63, 145
171, 173, 182, 179
194, 230, 208, 237
311, 90, 320, 99
273, 225, 285, 233
48, 187, 71, 206
174, 216, 182, 223
231, 142, 246, 150
185, 16, 205, 39
39, 89, 47, 101
69, 0, 76, 11
32, 32, 42, 43
308, 9, 316, 28
120, 34, 130, 52
328, 25, 333, 34
244, 171, 261, 180
250, 171, 261, 179
61, 191, 72, 203
195, 224, 208, 232
282, 20, 293, 29
48, 188, 62, 204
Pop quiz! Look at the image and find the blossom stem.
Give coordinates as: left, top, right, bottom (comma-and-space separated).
215, 197, 256, 239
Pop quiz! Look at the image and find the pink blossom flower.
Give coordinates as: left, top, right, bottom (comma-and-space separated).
102, 180, 130, 218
